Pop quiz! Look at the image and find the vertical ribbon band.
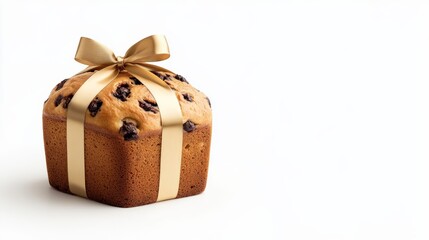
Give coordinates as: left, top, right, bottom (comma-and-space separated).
66, 35, 183, 201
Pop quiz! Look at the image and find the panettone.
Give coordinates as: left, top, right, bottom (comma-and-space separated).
43, 70, 212, 207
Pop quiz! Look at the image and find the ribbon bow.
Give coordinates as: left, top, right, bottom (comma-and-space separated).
67, 35, 183, 202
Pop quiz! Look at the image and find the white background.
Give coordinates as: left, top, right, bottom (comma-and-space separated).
1, 0, 429, 239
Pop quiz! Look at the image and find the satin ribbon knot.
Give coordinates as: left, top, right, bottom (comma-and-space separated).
116, 56, 125, 70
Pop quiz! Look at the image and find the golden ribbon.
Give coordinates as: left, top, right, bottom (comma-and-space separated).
66, 35, 183, 202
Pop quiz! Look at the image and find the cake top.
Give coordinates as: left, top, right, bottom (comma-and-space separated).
43, 71, 212, 140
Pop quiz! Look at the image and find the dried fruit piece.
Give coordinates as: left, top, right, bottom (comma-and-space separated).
88, 98, 103, 117
55, 79, 68, 91
129, 76, 142, 85
182, 93, 193, 102
183, 120, 196, 132
62, 94, 74, 109
54, 95, 63, 107
139, 100, 158, 113
174, 74, 188, 83
119, 120, 139, 141
113, 83, 131, 101
150, 70, 170, 81
206, 97, 211, 108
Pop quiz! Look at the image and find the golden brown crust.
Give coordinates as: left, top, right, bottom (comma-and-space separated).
43, 71, 212, 136
43, 71, 212, 207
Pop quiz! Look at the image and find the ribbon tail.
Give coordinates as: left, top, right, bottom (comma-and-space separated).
66, 65, 119, 198
126, 64, 183, 201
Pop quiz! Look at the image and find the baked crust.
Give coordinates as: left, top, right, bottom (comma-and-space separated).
43, 71, 212, 207
43, 71, 212, 134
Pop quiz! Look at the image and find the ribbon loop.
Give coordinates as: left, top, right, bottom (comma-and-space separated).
75, 37, 117, 66
124, 35, 170, 63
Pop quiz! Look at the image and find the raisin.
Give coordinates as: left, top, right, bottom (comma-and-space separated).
174, 74, 188, 83
54, 95, 63, 107
182, 93, 193, 102
183, 120, 196, 132
113, 83, 131, 101
129, 76, 142, 85
62, 94, 74, 109
165, 80, 174, 87
151, 70, 170, 81
139, 100, 158, 113
119, 120, 139, 141
206, 97, 211, 108
88, 98, 103, 117
55, 79, 68, 91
